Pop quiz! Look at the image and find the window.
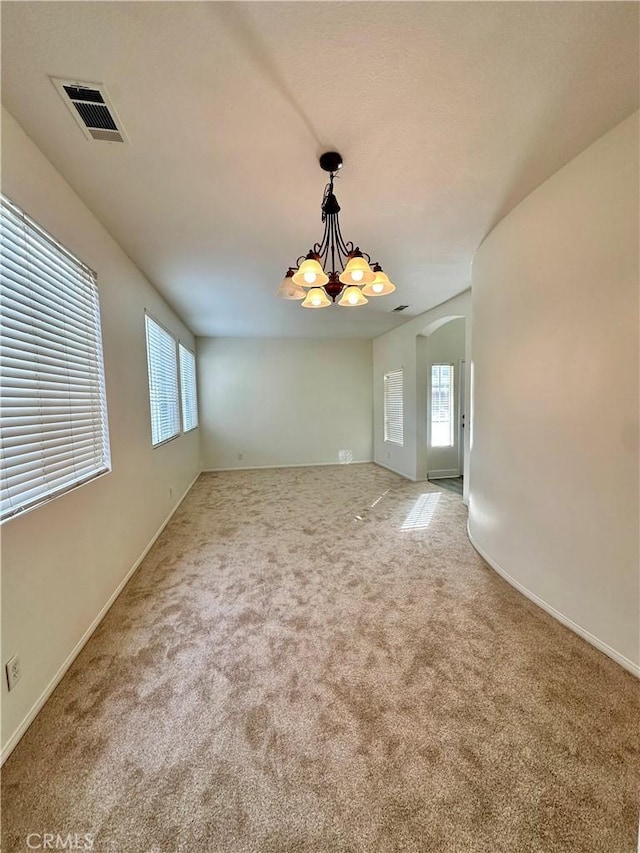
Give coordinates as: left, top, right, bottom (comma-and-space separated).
431, 364, 454, 447
0, 196, 111, 521
145, 314, 180, 446
179, 343, 198, 432
144, 315, 198, 446
384, 369, 403, 445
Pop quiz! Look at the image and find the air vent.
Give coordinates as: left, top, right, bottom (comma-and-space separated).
392, 305, 410, 313
51, 78, 128, 143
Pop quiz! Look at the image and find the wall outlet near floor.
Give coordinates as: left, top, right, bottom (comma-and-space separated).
237, 453, 243, 460
169, 487, 173, 500
387, 452, 390, 460
6, 655, 21, 691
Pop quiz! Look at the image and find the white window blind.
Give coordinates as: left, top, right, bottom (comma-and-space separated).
145, 314, 180, 446
431, 364, 454, 447
0, 195, 111, 522
179, 343, 198, 432
384, 369, 404, 446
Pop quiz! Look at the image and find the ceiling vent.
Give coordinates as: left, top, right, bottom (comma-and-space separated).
392, 305, 410, 312
51, 78, 127, 143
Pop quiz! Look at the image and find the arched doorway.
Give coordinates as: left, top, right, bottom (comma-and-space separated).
416, 316, 468, 500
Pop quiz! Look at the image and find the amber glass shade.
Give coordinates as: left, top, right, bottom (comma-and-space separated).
276, 272, 306, 300
338, 285, 368, 307
339, 255, 375, 286
301, 287, 331, 308
362, 269, 396, 297
292, 258, 329, 288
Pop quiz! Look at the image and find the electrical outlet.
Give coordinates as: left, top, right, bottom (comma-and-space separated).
387, 452, 390, 460
169, 487, 173, 500
6, 655, 21, 691
237, 453, 243, 460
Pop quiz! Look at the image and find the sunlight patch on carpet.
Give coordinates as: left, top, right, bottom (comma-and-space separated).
370, 489, 390, 509
400, 493, 440, 530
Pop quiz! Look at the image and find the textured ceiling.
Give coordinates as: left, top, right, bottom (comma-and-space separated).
1, 2, 638, 338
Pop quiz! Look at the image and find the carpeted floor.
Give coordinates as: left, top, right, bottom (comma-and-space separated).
1, 464, 638, 853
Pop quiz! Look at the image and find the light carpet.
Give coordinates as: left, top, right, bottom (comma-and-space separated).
2, 464, 638, 852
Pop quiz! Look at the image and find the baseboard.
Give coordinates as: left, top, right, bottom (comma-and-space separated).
467, 523, 640, 679
202, 460, 373, 473
373, 460, 415, 481
0, 470, 202, 766
428, 469, 461, 479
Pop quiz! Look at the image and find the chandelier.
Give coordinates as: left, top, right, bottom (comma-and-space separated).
276, 152, 396, 308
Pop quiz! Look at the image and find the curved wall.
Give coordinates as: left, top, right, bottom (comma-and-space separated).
469, 113, 639, 673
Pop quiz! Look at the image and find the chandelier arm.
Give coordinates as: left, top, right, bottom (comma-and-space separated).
312, 241, 324, 262
317, 219, 331, 269
320, 242, 330, 272
329, 215, 338, 275
333, 218, 354, 269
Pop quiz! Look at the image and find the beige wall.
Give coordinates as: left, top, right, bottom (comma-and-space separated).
469, 112, 639, 673
0, 108, 201, 757
197, 337, 373, 470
